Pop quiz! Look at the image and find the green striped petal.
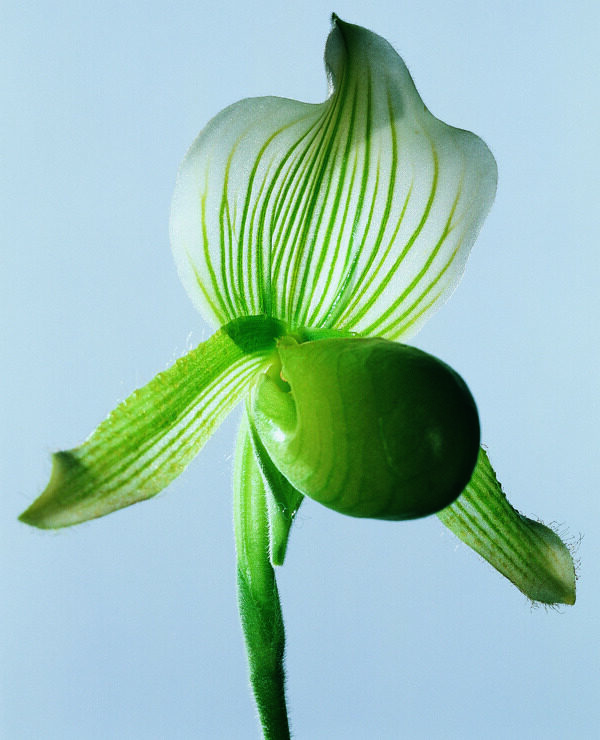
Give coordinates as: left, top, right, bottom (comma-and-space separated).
170, 16, 497, 339
437, 448, 576, 605
20, 316, 285, 529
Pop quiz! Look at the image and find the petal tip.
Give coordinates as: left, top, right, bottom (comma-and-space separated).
19, 451, 83, 530
526, 519, 577, 606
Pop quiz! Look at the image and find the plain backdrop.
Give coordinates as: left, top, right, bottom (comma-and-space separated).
2, 1, 599, 738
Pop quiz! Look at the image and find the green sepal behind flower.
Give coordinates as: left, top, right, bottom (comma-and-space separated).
438, 448, 576, 605
20, 316, 286, 529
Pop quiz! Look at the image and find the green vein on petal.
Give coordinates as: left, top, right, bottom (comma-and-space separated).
273, 97, 341, 318
358, 167, 462, 337
305, 113, 356, 326
438, 448, 576, 605
170, 17, 497, 336
322, 90, 397, 328
20, 316, 286, 529
221, 141, 239, 317
171, 95, 325, 329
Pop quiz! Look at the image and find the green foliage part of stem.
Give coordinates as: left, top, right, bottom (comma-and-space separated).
20, 315, 287, 529
438, 448, 576, 605
247, 410, 304, 567
234, 417, 291, 740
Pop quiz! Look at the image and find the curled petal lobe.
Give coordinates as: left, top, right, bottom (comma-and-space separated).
170, 16, 497, 338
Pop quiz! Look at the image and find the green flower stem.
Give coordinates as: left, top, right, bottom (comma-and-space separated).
234, 417, 290, 739
438, 448, 576, 605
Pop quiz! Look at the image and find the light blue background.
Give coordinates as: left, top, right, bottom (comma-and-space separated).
2, 1, 599, 738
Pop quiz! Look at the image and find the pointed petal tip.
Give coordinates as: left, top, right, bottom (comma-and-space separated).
18, 507, 55, 530
527, 519, 577, 606
19, 502, 53, 529
18, 507, 41, 528
18, 451, 84, 530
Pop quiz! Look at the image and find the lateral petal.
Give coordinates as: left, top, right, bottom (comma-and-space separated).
20, 316, 284, 528
438, 448, 576, 605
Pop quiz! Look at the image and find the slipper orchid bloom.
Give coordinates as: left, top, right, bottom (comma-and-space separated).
20, 16, 576, 739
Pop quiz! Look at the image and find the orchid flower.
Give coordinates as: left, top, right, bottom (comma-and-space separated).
20, 16, 576, 740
